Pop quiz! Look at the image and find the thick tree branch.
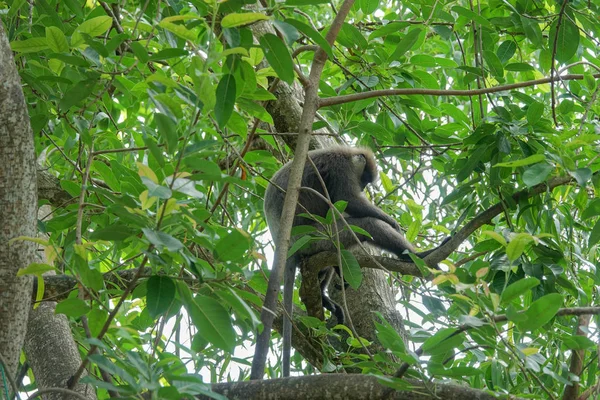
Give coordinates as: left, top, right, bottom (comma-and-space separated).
319, 74, 600, 108
200, 374, 525, 400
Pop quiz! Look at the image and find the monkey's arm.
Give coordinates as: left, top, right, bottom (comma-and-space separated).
344, 194, 401, 231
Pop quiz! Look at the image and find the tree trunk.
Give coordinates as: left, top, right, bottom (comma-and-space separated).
23, 206, 97, 400
0, 20, 38, 386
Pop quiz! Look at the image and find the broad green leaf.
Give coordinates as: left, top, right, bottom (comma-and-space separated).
10, 38, 49, 53
179, 283, 235, 352
60, 80, 97, 110
589, 220, 600, 248
17, 263, 55, 276
522, 163, 553, 187
56, 298, 90, 318
259, 33, 295, 84
389, 28, 422, 61
159, 20, 198, 41
496, 41, 516, 64
494, 154, 546, 168
129, 41, 149, 62
46, 26, 69, 53
215, 74, 237, 128
148, 48, 189, 61
500, 277, 540, 305
422, 328, 464, 355
582, 198, 600, 220
506, 233, 534, 261
154, 113, 178, 154
221, 12, 269, 28
483, 50, 504, 78
517, 293, 563, 332
146, 276, 176, 318
451, 6, 493, 29
285, 18, 333, 59
521, 16, 542, 47
505, 62, 535, 71
214, 229, 252, 262
285, 0, 329, 5
569, 168, 592, 186
526, 101, 544, 125
90, 225, 138, 241
550, 18, 579, 63
340, 249, 362, 289
71, 16, 113, 47
562, 335, 596, 350
142, 228, 184, 252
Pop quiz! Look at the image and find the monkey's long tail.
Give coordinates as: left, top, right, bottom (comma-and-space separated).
282, 258, 296, 377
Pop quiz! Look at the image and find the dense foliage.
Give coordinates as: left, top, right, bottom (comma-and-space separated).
1, 0, 599, 397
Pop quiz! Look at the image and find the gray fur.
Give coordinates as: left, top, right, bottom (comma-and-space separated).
264, 146, 430, 377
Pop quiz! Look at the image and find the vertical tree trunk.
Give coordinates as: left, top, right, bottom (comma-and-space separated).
0, 20, 37, 383
23, 206, 97, 400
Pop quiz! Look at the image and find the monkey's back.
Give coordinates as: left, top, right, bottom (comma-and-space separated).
264, 146, 371, 242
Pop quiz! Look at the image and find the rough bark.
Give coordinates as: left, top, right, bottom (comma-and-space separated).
200, 374, 525, 400
0, 21, 38, 382
23, 206, 96, 400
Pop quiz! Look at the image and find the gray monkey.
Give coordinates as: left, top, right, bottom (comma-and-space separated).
263, 146, 442, 377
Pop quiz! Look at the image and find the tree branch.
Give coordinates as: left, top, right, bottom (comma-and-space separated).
318, 74, 600, 108
200, 374, 526, 400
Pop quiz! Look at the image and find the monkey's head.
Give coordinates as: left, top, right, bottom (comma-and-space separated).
351, 148, 377, 189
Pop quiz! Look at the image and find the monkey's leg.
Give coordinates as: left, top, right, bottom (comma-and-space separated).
319, 267, 345, 324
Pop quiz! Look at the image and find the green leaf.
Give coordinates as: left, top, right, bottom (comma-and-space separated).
56, 298, 90, 318
10, 38, 49, 53
179, 283, 235, 352
526, 101, 544, 125
483, 50, 504, 78
46, 26, 69, 53
214, 229, 252, 262
90, 225, 138, 241
569, 168, 592, 186
129, 41, 149, 62
494, 154, 545, 168
142, 228, 184, 252
451, 6, 493, 29
60, 80, 97, 110
550, 18, 580, 63
500, 277, 540, 305
215, 74, 237, 128
146, 276, 176, 318
389, 28, 422, 61
506, 233, 534, 261
522, 163, 553, 187
17, 263, 55, 276
259, 33, 295, 84
148, 48, 189, 61
159, 20, 198, 41
285, 18, 333, 59
496, 41, 516, 64
221, 12, 269, 28
422, 328, 464, 355
154, 113, 178, 154
521, 16, 542, 47
340, 249, 362, 289
589, 220, 600, 248
71, 16, 113, 47
582, 198, 600, 220
285, 0, 329, 5
517, 293, 563, 332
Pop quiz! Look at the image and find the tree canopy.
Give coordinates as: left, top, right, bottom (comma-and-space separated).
1, 0, 599, 398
